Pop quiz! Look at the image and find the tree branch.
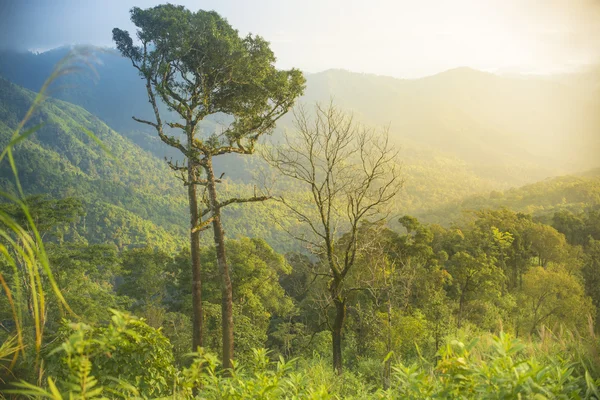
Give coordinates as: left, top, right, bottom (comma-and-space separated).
191, 217, 214, 233
218, 195, 272, 210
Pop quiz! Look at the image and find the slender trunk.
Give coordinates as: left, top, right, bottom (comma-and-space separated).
530, 302, 539, 336
205, 158, 234, 370
458, 292, 465, 329
435, 320, 440, 352
383, 295, 392, 390
352, 307, 366, 357
188, 166, 203, 351
332, 296, 345, 375
512, 260, 518, 291
519, 270, 523, 288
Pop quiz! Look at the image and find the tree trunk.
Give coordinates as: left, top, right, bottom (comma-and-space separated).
205, 159, 234, 370
188, 167, 204, 352
512, 260, 518, 291
383, 295, 392, 390
332, 296, 346, 375
458, 292, 465, 329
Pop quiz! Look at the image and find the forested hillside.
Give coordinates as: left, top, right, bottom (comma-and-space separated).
418, 169, 600, 226
2, 47, 598, 189
0, 76, 188, 249
305, 68, 599, 170
1, 4, 600, 398
0, 77, 307, 252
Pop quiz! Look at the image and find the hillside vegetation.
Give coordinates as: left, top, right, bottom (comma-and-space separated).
2, 49, 600, 244
0, 14, 599, 399
418, 170, 600, 226
2, 47, 598, 187
0, 77, 308, 252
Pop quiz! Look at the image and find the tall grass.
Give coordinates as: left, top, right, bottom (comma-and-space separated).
0, 47, 103, 380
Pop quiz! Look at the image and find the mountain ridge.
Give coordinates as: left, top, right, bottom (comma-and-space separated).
1, 47, 598, 247
1, 47, 597, 178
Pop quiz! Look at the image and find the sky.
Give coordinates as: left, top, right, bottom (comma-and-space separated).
1, 0, 600, 78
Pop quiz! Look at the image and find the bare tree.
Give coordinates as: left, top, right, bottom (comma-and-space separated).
264, 102, 403, 374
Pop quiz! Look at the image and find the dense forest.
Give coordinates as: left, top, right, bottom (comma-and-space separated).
1, 3, 600, 399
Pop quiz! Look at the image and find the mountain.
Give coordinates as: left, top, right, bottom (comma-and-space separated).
0, 47, 598, 245
1, 48, 597, 185
0, 48, 149, 133
417, 169, 600, 226
0, 77, 308, 252
301, 67, 599, 173
0, 76, 188, 249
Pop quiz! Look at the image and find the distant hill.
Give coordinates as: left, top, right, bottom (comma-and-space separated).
0, 47, 152, 134
1, 47, 597, 188
301, 67, 599, 174
417, 169, 600, 226
0, 77, 307, 252
0, 47, 598, 246
0, 77, 188, 249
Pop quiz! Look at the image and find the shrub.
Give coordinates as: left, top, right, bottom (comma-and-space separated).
43, 310, 176, 398
9, 330, 600, 399
392, 332, 600, 399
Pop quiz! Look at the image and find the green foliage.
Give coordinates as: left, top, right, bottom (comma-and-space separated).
10, 329, 600, 399
118, 247, 171, 310
2, 16, 600, 400
0, 195, 84, 236
180, 348, 328, 399
46, 243, 127, 326
424, 173, 600, 227
446, 251, 504, 328
45, 311, 176, 398
393, 333, 600, 399
199, 238, 297, 361
518, 266, 594, 336
583, 239, 600, 324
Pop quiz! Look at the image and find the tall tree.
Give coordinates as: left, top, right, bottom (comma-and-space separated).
113, 4, 305, 368
446, 251, 503, 328
519, 266, 594, 335
265, 103, 402, 374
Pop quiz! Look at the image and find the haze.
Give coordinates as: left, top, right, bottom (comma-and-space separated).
1, 0, 600, 78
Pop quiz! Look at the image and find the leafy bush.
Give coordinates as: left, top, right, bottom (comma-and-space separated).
393, 332, 600, 399
10, 327, 600, 399
42, 310, 176, 398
